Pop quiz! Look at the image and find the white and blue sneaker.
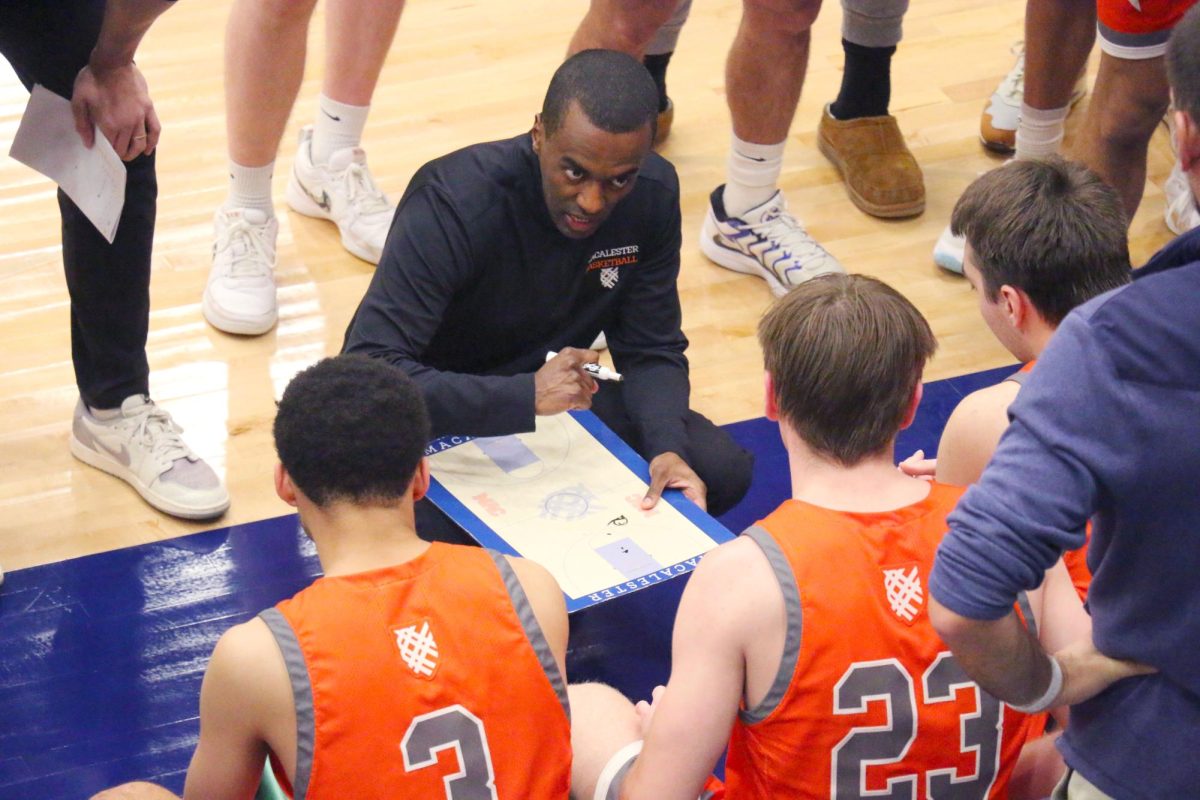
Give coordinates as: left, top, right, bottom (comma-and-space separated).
933, 224, 967, 274
700, 186, 844, 296
70, 396, 230, 520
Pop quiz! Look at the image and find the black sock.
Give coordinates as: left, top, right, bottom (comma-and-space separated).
829, 40, 895, 120
643, 52, 673, 113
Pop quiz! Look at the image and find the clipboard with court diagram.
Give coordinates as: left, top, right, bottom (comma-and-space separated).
424, 411, 734, 612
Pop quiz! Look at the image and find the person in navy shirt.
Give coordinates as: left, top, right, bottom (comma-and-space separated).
344, 50, 752, 528
928, 9, 1200, 797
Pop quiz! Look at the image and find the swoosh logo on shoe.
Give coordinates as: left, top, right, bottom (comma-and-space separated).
94, 437, 131, 466
295, 166, 332, 211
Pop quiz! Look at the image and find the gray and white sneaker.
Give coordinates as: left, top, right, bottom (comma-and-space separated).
70, 396, 230, 520
205, 207, 279, 335
285, 125, 394, 264
700, 185, 844, 296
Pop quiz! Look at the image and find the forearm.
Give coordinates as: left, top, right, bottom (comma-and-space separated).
929, 603, 1054, 707
90, 0, 174, 70
360, 349, 536, 438
619, 353, 690, 459
422, 369, 536, 438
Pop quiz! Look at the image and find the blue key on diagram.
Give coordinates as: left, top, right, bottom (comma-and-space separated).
473, 435, 540, 473
594, 538, 661, 579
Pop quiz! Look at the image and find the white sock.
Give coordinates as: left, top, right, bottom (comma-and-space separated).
225, 161, 275, 215
1015, 103, 1069, 161
312, 94, 370, 165
722, 135, 786, 217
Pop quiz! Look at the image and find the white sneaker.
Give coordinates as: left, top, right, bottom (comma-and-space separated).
1164, 160, 1200, 235
700, 186, 844, 296
205, 207, 279, 335
70, 396, 230, 520
933, 224, 967, 274
980, 41, 1088, 154
285, 125, 394, 264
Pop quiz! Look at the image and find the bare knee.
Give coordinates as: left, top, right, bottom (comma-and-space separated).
742, 0, 824, 35
1094, 85, 1169, 153
248, 0, 320, 28
583, 0, 680, 52
568, 683, 643, 800
1089, 55, 1170, 152
569, 682, 641, 738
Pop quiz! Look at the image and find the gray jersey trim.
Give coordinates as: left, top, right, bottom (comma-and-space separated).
1098, 21, 1171, 50
738, 525, 803, 725
1005, 368, 1030, 387
259, 607, 315, 800
1017, 590, 1038, 640
487, 549, 570, 721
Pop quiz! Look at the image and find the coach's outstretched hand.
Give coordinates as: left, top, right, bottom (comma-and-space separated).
643, 452, 706, 511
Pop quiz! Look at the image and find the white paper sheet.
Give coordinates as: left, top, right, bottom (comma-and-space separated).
9, 85, 126, 243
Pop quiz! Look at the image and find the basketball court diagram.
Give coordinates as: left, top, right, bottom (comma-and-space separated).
425, 412, 732, 610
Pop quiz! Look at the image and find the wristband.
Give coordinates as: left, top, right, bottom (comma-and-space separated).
1009, 654, 1063, 714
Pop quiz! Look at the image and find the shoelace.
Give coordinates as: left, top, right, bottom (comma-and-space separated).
119, 402, 193, 469
997, 41, 1026, 103
341, 162, 392, 219
744, 210, 836, 271
215, 217, 275, 278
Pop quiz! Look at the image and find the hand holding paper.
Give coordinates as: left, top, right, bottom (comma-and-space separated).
10, 85, 127, 243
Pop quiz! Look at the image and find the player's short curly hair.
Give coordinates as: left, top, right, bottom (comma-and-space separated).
758, 274, 936, 466
274, 355, 430, 507
541, 49, 658, 140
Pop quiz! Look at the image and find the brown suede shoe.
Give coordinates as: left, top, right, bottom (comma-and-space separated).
817, 105, 925, 218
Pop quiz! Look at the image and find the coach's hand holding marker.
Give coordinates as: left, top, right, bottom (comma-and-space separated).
545, 350, 623, 382
534, 348, 601, 416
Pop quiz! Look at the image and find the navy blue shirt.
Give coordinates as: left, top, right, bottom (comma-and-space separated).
343, 134, 690, 459
929, 229, 1200, 797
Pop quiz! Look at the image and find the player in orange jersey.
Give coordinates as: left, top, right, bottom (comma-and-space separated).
578, 274, 1099, 800
903, 158, 1131, 604
933, 158, 1129, 488
93, 355, 573, 800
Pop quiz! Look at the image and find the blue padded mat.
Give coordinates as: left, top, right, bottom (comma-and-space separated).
0, 365, 1015, 799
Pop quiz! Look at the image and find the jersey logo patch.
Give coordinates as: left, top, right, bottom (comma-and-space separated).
600, 266, 619, 289
394, 620, 440, 679
882, 564, 924, 625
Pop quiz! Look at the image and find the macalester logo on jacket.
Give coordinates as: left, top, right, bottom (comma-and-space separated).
587, 245, 638, 290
